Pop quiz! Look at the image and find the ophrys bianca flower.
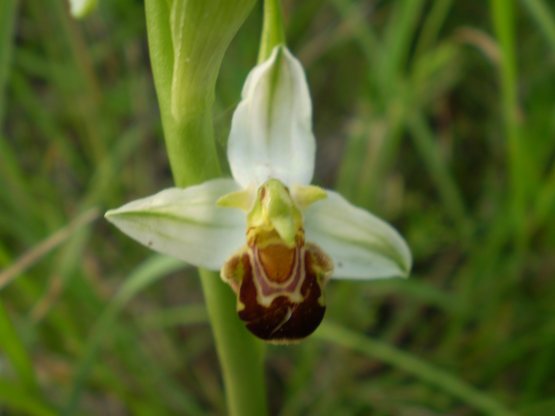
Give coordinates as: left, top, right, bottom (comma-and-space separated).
106, 46, 411, 343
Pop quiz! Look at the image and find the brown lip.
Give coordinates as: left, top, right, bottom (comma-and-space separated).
236, 243, 331, 342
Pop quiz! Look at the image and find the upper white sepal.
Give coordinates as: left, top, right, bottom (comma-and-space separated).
105, 179, 246, 270
227, 46, 316, 188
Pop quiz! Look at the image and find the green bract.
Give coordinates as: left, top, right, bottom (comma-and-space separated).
170, 0, 257, 120
106, 46, 412, 340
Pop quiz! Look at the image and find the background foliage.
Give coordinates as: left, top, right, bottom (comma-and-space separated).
1, 0, 554, 414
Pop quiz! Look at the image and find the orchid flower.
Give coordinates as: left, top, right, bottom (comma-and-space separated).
106, 46, 411, 343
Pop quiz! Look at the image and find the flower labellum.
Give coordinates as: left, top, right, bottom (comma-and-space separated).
105, 46, 412, 343
220, 179, 332, 342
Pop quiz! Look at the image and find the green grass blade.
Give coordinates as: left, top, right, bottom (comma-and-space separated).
408, 114, 470, 237
62, 255, 205, 416
379, 0, 426, 87
414, 0, 453, 56
0, 380, 55, 416
315, 321, 516, 416
0, 0, 18, 126
0, 301, 39, 393
521, 0, 555, 51
490, 0, 528, 244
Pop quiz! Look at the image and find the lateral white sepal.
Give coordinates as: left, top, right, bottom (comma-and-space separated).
105, 179, 246, 270
304, 191, 412, 280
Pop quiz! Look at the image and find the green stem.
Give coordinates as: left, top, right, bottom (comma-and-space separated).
144, 2, 267, 415
259, 0, 286, 63
200, 270, 267, 416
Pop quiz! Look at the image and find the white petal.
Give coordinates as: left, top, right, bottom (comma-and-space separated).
304, 191, 412, 280
105, 179, 246, 270
228, 46, 315, 188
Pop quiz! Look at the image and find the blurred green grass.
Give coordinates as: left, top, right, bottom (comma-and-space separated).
1, 0, 555, 414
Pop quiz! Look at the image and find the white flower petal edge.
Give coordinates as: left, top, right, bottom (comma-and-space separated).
105, 178, 246, 270
304, 191, 412, 280
228, 46, 315, 188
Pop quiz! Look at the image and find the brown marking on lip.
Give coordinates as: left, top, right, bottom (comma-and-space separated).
223, 243, 331, 343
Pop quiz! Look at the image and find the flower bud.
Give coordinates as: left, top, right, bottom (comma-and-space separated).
69, 0, 97, 18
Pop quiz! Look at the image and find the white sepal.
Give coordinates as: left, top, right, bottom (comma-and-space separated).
105, 179, 245, 270
228, 46, 315, 188
304, 191, 412, 280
